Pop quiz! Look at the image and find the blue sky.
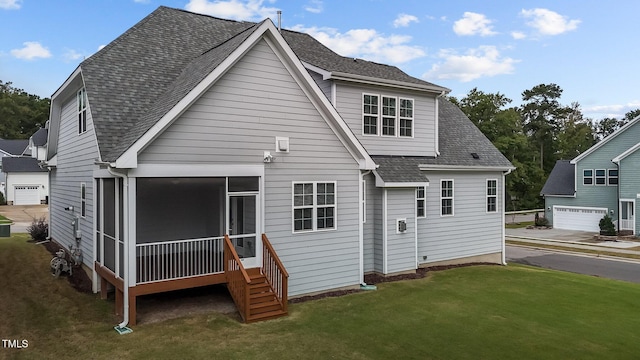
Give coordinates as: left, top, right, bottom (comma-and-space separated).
1, 0, 637, 120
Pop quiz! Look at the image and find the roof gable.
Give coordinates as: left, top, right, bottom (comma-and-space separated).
572, 114, 640, 164
0, 139, 28, 156
540, 160, 575, 196
1, 157, 47, 173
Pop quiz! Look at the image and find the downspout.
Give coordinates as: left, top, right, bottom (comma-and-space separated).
107, 166, 131, 334
501, 168, 514, 265
359, 170, 376, 290
435, 91, 446, 157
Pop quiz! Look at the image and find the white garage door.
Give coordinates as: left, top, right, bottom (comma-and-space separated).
553, 206, 607, 232
14, 185, 40, 205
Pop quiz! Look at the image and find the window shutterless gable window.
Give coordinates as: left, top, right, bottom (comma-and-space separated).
399, 98, 414, 137
80, 182, 86, 218
416, 186, 426, 218
595, 169, 606, 185
608, 169, 618, 186
583, 169, 593, 185
381, 96, 396, 136
363, 94, 379, 135
77, 88, 87, 134
441, 180, 454, 216
293, 182, 336, 233
486, 179, 497, 213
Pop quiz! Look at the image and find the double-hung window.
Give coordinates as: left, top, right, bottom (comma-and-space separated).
80, 183, 87, 218
399, 98, 414, 137
583, 169, 593, 185
77, 88, 87, 134
595, 169, 606, 185
293, 182, 336, 232
416, 186, 426, 218
608, 169, 618, 185
363, 94, 379, 135
441, 180, 454, 216
381, 96, 396, 136
487, 179, 497, 213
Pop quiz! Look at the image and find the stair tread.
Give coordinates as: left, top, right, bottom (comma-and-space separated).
246, 309, 287, 322
250, 299, 281, 309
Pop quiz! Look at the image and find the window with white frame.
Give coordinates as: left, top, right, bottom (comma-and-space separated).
416, 186, 426, 218
399, 98, 414, 137
80, 183, 86, 217
441, 180, 453, 216
487, 179, 497, 213
583, 169, 593, 185
362, 179, 366, 223
363, 94, 379, 135
381, 96, 396, 136
608, 169, 618, 185
77, 88, 87, 134
293, 182, 336, 232
595, 169, 606, 185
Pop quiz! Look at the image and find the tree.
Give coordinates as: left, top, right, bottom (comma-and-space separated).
0, 80, 50, 139
556, 103, 595, 159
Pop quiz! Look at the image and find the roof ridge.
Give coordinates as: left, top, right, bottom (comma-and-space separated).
200, 21, 259, 57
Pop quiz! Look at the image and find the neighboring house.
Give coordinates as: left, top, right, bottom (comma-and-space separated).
0, 139, 29, 196
45, 7, 514, 326
1, 157, 48, 205
541, 116, 640, 233
29, 127, 48, 162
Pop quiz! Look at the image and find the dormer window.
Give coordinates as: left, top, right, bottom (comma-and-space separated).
77, 88, 87, 134
362, 93, 413, 138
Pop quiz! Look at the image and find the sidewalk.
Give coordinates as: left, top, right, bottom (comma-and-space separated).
0, 204, 49, 233
506, 227, 640, 257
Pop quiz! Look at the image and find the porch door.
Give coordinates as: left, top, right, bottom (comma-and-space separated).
227, 193, 260, 268
620, 200, 635, 231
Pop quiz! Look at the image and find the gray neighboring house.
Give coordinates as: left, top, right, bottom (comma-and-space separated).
1, 156, 48, 205
44, 6, 513, 326
0, 139, 29, 196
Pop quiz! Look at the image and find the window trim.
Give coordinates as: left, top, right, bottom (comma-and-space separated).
440, 179, 454, 217
608, 169, 618, 186
361, 93, 415, 138
486, 179, 498, 213
80, 182, 87, 218
362, 179, 366, 223
381, 96, 397, 137
77, 88, 87, 134
583, 169, 593, 186
292, 181, 337, 233
398, 97, 414, 138
595, 169, 606, 186
416, 186, 426, 218
362, 93, 379, 136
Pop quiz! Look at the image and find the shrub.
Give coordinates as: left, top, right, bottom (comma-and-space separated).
599, 214, 616, 236
534, 212, 549, 227
27, 217, 48, 242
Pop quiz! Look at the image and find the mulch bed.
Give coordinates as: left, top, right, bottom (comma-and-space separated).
38, 239, 93, 293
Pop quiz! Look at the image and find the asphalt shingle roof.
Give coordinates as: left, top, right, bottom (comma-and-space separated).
77, 6, 451, 162
31, 128, 48, 147
373, 99, 514, 183
1, 157, 47, 173
0, 139, 28, 156
540, 160, 575, 196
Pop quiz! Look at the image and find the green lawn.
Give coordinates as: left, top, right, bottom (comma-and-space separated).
2, 234, 640, 359
0, 214, 11, 223
505, 220, 535, 228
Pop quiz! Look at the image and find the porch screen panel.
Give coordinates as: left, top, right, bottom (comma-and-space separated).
95, 180, 101, 262
103, 178, 116, 272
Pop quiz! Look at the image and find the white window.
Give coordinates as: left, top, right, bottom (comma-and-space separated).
363, 94, 379, 135
595, 169, 606, 185
293, 182, 336, 232
441, 180, 454, 216
77, 88, 87, 134
381, 96, 396, 136
583, 169, 593, 185
416, 186, 426, 218
487, 179, 497, 213
608, 169, 618, 186
80, 183, 86, 218
399, 98, 414, 137
362, 179, 366, 223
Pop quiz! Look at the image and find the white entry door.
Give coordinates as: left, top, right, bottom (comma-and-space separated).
620, 200, 635, 231
227, 193, 260, 268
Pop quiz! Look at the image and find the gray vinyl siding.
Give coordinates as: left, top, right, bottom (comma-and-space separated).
334, 82, 437, 156
362, 173, 378, 273
139, 39, 361, 296
308, 70, 332, 102
49, 91, 100, 268
417, 172, 503, 263
385, 188, 416, 273
619, 151, 640, 234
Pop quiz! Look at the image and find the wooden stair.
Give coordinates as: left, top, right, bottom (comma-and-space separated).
246, 270, 287, 322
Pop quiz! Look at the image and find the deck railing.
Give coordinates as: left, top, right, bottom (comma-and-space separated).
262, 234, 289, 313
224, 235, 251, 322
620, 219, 635, 230
136, 236, 224, 284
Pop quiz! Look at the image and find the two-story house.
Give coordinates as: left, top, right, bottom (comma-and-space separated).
541, 116, 640, 234
45, 7, 513, 326
1, 133, 49, 205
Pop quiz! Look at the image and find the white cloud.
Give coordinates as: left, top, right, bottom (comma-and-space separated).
423, 46, 518, 82
0, 0, 21, 10
393, 13, 419, 28
304, 0, 322, 14
185, 0, 279, 21
521, 8, 580, 36
10, 42, 52, 60
98, 45, 106, 51
511, 31, 526, 40
584, 101, 640, 118
453, 12, 497, 36
63, 49, 84, 62
291, 25, 426, 64
133, 0, 150, 3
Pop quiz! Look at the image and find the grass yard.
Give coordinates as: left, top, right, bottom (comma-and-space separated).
0, 214, 11, 223
2, 235, 640, 360
505, 220, 535, 228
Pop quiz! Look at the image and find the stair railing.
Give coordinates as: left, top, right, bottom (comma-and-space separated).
261, 234, 289, 313
224, 235, 251, 322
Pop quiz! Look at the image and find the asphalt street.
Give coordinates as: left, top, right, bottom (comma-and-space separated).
506, 245, 640, 284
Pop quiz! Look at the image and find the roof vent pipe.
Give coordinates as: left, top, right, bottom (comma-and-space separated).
277, 10, 282, 32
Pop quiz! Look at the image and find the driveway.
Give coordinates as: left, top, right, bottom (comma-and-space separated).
506, 227, 595, 242
0, 204, 49, 233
